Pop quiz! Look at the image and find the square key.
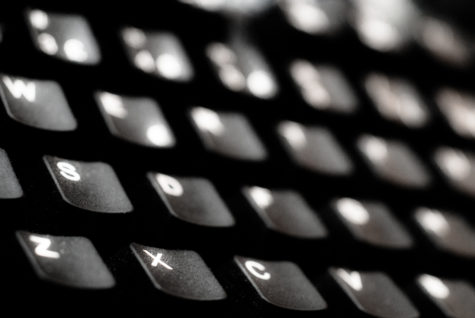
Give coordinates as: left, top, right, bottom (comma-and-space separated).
0, 148, 23, 198
434, 147, 475, 198
289, 59, 357, 113
44, 156, 133, 213
332, 197, 413, 249
436, 87, 475, 139
26, 9, 101, 64
121, 27, 194, 82
17, 231, 115, 289
357, 134, 431, 188
206, 40, 278, 99
418, 274, 475, 318
364, 72, 430, 128
96, 91, 175, 148
0, 74, 77, 131
190, 106, 267, 161
278, 121, 353, 175
149, 172, 235, 227
415, 207, 475, 258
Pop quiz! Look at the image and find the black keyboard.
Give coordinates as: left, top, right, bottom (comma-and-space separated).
3, 1, 475, 316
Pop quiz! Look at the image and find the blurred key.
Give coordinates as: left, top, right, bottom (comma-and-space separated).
0, 148, 23, 199
290, 60, 357, 114
364, 73, 429, 128
121, 27, 194, 82
96, 91, 175, 148
278, 0, 347, 35
235, 256, 327, 311
330, 268, 419, 318
278, 121, 353, 175
415, 207, 475, 258
436, 88, 475, 139
0, 74, 77, 131
350, 0, 419, 52
434, 147, 475, 198
206, 40, 278, 99
17, 231, 115, 289
190, 106, 267, 161
44, 156, 133, 213
131, 243, 226, 300
332, 197, 413, 249
26, 9, 101, 64
148, 172, 235, 227
243, 186, 327, 239
418, 274, 475, 318
417, 15, 472, 67
357, 134, 431, 188
179, 0, 275, 17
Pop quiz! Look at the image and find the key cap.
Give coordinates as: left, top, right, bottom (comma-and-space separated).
17, 231, 115, 289
96, 91, 175, 148
332, 197, 413, 249
0, 148, 23, 198
131, 243, 226, 300
206, 40, 278, 99
350, 0, 419, 52
414, 207, 475, 258
418, 274, 475, 318
289, 60, 357, 113
417, 15, 472, 67
179, 0, 274, 16
357, 134, 431, 188
0, 74, 77, 131
44, 156, 133, 213
330, 268, 419, 318
279, 0, 347, 35
278, 121, 353, 175
190, 106, 267, 161
121, 27, 193, 82
148, 172, 234, 227
243, 186, 327, 239
26, 9, 101, 64
364, 73, 429, 128
235, 256, 327, 311
436, 88, 475, 139
434, 147, 475, 198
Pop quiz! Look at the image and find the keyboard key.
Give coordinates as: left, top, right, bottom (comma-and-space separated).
434, 147, 475, 197
0, 75, 77, 131
17, 231, 115, 289
278, 121, 353, 175
357, 134, 431, 188
364, 73, 429, 128
121, 27, 193, 82
417, 15, 472, 67
436, 88, 475, 139
330, 268, 419, 318
289, 60, 357, 113
179, 0, 274, 16
26, 9, 101, 64
279, 0, 347, 35
350, 0, 419, 52
0, 148, 23, 198
414, 207, 475, 258
190, 106, 267, 161
44, 156, 133, 213
243, 186, 327, 239
206, 40, 278, 99
418, 274, 475, 318
131, 243, 226, 300
96, 91, 175, 148
148, 172, 235, 227
332, 197, 413, 249
235, 256, 327, 311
